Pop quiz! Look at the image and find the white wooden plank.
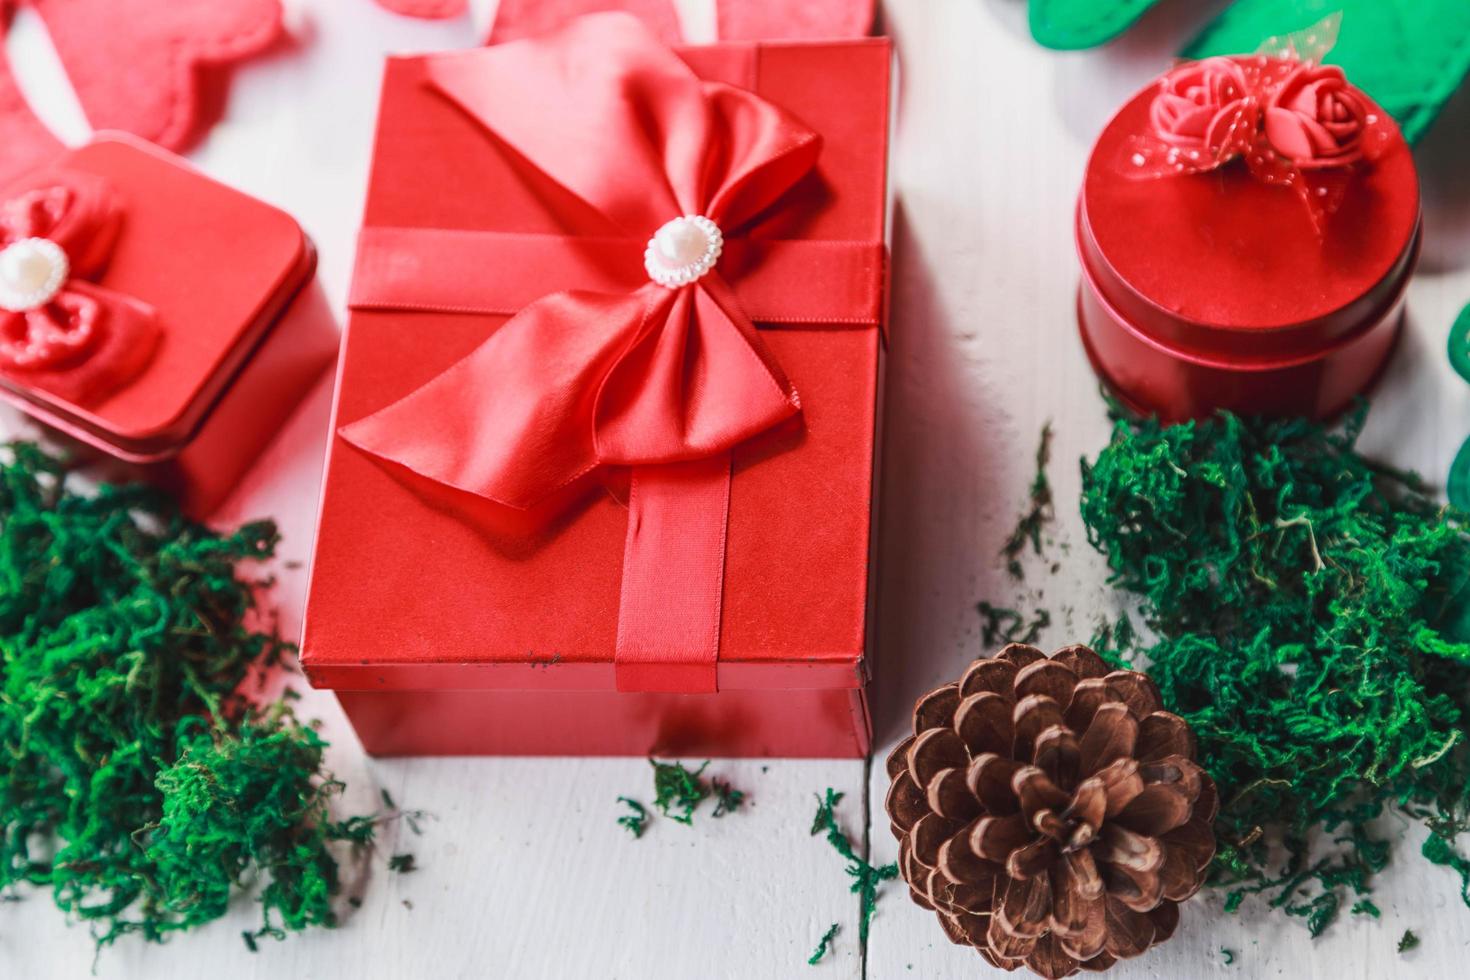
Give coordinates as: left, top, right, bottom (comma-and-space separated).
3, 736, 868, 977
5, 0, 1470, 976
1, 7, 866, 978
867, 1, 1470, 978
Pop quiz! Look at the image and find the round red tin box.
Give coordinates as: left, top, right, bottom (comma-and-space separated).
1076, 59, 1421, 421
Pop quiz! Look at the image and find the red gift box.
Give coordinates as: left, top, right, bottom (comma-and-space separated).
301, 18, 891, 757
1076, 56, 1420, 422
0, 136, 338, 515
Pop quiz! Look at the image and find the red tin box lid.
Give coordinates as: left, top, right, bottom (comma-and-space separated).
1079, 58, 1420, 364
0, 135, 315, 462
302, 38, 891, 694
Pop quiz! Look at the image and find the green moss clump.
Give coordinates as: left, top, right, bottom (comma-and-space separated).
0, 443, 371, 948
615, 797, 649, 838
1080, 407, 1470, 934
810, 788, 897, 943
650, 758, 710, 825
807, 922, 839, 965
1001, 422, 1055, 579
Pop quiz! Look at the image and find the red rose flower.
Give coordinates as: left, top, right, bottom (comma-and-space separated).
1149, 57, 1251, 157
1264, 65, 1369, 169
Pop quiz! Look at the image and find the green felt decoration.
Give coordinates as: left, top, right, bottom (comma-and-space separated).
1449, 304, 1470, 385
1029, 0, 1470, 143
1029, 0, 1161, 51
1449, 439, 1470, 514
1447, 304, 1470, 512
1185, 0, 1470, 143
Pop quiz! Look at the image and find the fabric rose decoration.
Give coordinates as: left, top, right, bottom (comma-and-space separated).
1125, 17, 1397, 230
1264, 65, 1368, 169
1148, 57, 1251, 156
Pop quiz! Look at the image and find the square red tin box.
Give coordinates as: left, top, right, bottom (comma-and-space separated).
301, 29, 893, 758
0, 135, 337, 516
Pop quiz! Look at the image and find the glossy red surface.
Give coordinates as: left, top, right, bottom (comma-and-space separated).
1077, 58, 1420, 420
338, 686, 872, 758
0, 136, 337, 516
302, 39, 891, 757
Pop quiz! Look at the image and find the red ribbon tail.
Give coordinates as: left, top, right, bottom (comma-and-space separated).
615, 456, 731, 693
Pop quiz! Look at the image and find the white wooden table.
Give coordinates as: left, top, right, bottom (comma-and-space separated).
5, 0, 1470, 977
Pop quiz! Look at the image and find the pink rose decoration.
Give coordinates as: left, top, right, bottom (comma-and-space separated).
1264, 65, 1369, 169
1125, 17, 1397, 233
1149, 57, 1251, 156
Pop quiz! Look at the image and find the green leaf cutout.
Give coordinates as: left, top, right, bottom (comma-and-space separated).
1446, 303, 1470, 515
1028, 0, 1470, 143
1185, 0, 1470, 143
1029, 0, 1163, 50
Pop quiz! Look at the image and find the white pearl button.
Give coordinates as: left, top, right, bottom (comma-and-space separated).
654, 220, 710, 267
644, 215, 722, 288
0, 238, 69, 313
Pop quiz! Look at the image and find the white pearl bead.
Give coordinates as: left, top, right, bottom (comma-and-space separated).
2, 246, 53, 294
653, 219, 711, 269
644, 215, 723, 290
0, 238, 69, 313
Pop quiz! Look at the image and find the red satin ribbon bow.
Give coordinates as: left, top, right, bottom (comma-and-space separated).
342, 13, 884, 692
0, 172, 158, 405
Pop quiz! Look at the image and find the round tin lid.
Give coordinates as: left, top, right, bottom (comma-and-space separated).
1080, 57, 1420, 360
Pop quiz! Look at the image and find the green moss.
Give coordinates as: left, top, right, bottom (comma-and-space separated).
616, 797, 649, 838
0, 443, 372, 948
627, 761, 746, 833
977, 602, 1051, 647
808, 922, 839, 965
650, 759, 710, 825
1001, 422, 1055, 579
1081, 406, 1470, 933
810, 788, 898, 944
711, 778, 745, 817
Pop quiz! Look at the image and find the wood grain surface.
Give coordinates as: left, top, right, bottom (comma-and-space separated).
4, 0, 1470, 977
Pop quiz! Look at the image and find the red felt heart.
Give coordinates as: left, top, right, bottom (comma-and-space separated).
717, 0, 876, 40
374, 0, 466, 18
489, 0, 681, 44
0, 0, 283, 185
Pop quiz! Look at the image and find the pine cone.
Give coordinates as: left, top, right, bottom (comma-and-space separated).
885, 643, 1217, 978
